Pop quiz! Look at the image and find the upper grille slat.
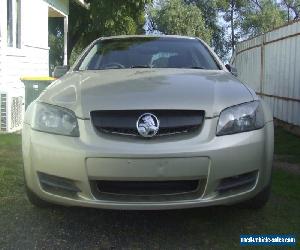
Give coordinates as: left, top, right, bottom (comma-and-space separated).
91, 110, 205, 138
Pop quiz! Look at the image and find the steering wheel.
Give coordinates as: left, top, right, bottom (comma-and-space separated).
102, 62, 125, 69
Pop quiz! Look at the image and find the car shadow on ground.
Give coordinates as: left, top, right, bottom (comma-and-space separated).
23, 202, 266, 249
1, 189, 297, 249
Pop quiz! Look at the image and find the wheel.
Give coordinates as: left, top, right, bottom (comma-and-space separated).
23, 165, 52, 208
25, 183, 52, 208
238, 182, 271, 209
25, 185, 52, 208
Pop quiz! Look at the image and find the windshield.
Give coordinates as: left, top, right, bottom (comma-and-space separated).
77, 37, 220, 71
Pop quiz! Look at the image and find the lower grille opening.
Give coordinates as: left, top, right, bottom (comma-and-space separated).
216, 171, 258, 195
91, 179, 206, 202
97, 180, 199, 195
38, 172, 80, 198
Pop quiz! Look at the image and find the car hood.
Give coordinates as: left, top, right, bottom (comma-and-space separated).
39, 69, 254, 118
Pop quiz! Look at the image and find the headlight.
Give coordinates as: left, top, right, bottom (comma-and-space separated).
32, 102, 79, 137
216, 101, 264, 136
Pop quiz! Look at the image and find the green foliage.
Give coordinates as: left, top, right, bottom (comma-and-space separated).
241, 0, 287, 36
68, 0, 151, 64
217, 0, 249, 54
48, 18, 64, 73
0, 134, 23, 198
218, 0, 247, 10
183, 0, 230, 60
46, 0, 295, 66
149, 0, 212, 44
281, 0, 300, 20
149, 0, 292, 58
274, 127, 300, 164
215, 0, 288, 53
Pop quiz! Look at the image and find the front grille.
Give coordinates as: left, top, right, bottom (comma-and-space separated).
91, 179, 207, 202
91, 110, 205, 137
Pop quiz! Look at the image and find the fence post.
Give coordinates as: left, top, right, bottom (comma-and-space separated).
260, 34, 266, 95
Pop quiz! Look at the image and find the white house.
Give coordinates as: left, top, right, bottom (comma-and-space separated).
0, 0, 86, 132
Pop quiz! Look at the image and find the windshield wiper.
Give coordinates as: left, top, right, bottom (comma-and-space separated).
131, 65, 152, 68
186, 66, 206, 69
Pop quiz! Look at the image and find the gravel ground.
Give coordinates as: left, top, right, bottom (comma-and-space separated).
0, 191, 299, 250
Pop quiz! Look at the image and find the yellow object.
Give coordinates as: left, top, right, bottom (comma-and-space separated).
20, 76, 56, 81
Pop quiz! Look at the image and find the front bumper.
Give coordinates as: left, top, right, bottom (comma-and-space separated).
22, 118, 274, 210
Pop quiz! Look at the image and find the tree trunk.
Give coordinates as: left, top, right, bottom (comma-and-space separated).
231, 0, 235, 55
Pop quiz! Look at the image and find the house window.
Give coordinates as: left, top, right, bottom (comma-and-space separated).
7, 0, 13, 47
7, 0, 21, 48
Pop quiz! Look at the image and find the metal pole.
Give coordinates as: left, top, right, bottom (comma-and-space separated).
63, 16, 68, 65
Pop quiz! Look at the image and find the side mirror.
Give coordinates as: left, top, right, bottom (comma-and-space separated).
52, 65, 70, 78
225, 64, 238, 77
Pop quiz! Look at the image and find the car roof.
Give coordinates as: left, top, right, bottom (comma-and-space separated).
98, 34, 198, 41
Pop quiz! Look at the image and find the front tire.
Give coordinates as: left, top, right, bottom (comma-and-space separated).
239, 183, 271, 209
25, 183, 52, 208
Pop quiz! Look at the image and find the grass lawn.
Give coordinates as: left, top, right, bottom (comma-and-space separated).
275, 127, 300, 164
0, 129, 299, 249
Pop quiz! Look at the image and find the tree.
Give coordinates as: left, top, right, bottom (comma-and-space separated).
68, 0, 151, 63
241, 0, 287, 37
218, 0, 248, 55
281, 0, 300, 20
148, 0, 212, 44
49, 18, 64, 73
183, 0, 230, 60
